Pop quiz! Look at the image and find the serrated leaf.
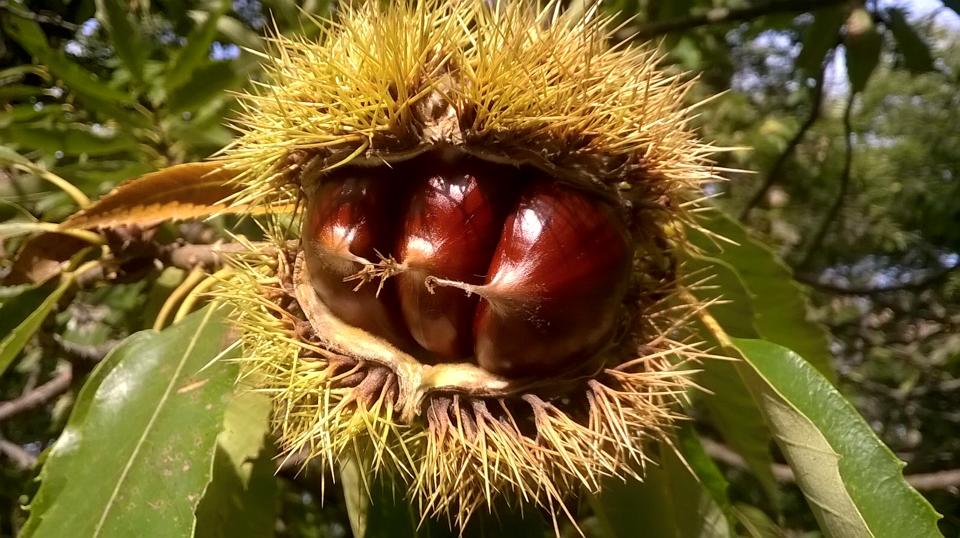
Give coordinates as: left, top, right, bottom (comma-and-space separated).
0, 276, 71, 376
195, 390, 278, 538
21, 306, 239, 538
61, 161, 242, 229
166, 2, 229, 93
886, 8, 935, 74
688, 211, 834, 379
795, 6, 847, 75
727, 338, 942, 538
96, 0, 146, 81
589, 433, 734, 538
844, 8, 883, 93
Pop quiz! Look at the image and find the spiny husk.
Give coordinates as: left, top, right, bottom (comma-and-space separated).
217, 0, 720, 210
223, 241, 712, 531
216, 0, 725, 532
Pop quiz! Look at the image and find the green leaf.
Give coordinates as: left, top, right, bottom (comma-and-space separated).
886, 8, 935, 74
140, 267, 186, 329
64, 128, 139, 156
0, 144, 33, 167
795, 6, 847, 75
0, 84, 46, 100
844, 8, 883, 93
166, 61, 240, 114
699, 358, 779, 505
688, 211, 834, 379
730, 338, 942, 537
96, 0, 146, 81
166, 2, 229, 93
589, 434, 734, 538
195, 390, 278, 538
340, 454, 424, 538
682, 253, 779, 503
21, 306, 240, 538
2, 15, 132, 104
212, 15, 266, 51
0, 276, 71, 376
673, 424, 737, 527
731, 504, 783, 538
4, 124, 139, 157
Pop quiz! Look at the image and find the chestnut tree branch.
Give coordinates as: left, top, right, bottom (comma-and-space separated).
740, 59, 829, 221
631, 0, 847, 40
798, 91, 856, 269
0, 367, 73, 423
0, 436, 36, 469
794, 262, 960, 295
702, 437, 960, 491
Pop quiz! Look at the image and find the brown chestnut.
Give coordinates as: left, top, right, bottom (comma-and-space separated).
395, 162, 516, 360
469, 184, 632, 377
303, 158, 633, 378
302, 174, 410, 349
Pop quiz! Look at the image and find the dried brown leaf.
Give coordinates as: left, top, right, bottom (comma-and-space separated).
61, 162, 243, 230
3, 233, 91, 285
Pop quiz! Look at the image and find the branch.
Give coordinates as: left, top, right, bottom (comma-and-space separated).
740, 60, 828, 221
158, 241, 266, 270
0, 1, 80, 31
630, 0, 846, 40
0, 436, 36, 470
798, 91, 856, 269
794, 262, 960, 295
702, 437, 960, 491
0, 367, 73, 422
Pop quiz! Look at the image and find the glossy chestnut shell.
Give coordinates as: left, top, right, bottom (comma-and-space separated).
302, 154, 632, 378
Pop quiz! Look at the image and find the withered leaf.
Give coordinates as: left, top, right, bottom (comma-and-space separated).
61, 161, 244, 230
3, 233, 92, 286
8, 161, 282, 286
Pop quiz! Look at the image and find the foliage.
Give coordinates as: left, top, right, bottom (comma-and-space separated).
1, 0, 958, 537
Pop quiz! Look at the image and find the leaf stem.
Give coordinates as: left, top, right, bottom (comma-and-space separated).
12, 164, 91, 209
153, 268, 206, 331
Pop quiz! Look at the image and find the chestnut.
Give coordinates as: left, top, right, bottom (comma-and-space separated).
303, 158, 633, 378
395, 162, 516, 360
301, 174, 410, 349
469, 183, 632, 377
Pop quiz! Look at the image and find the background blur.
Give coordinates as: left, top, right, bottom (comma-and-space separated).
1, 0, 958, 535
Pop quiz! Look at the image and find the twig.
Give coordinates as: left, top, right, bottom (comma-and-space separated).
159, 241, 267, 270
794, 262, 960, 295
0, 367, 73, 422
53, 334, 121, 362
798, 91, 856, 269
740, 60, 828, 221
630, 0, 847, 40
702, 437, 960, 491
0, 436, 36, 469
905, 469, 960, 491
0, 1, 80, 32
